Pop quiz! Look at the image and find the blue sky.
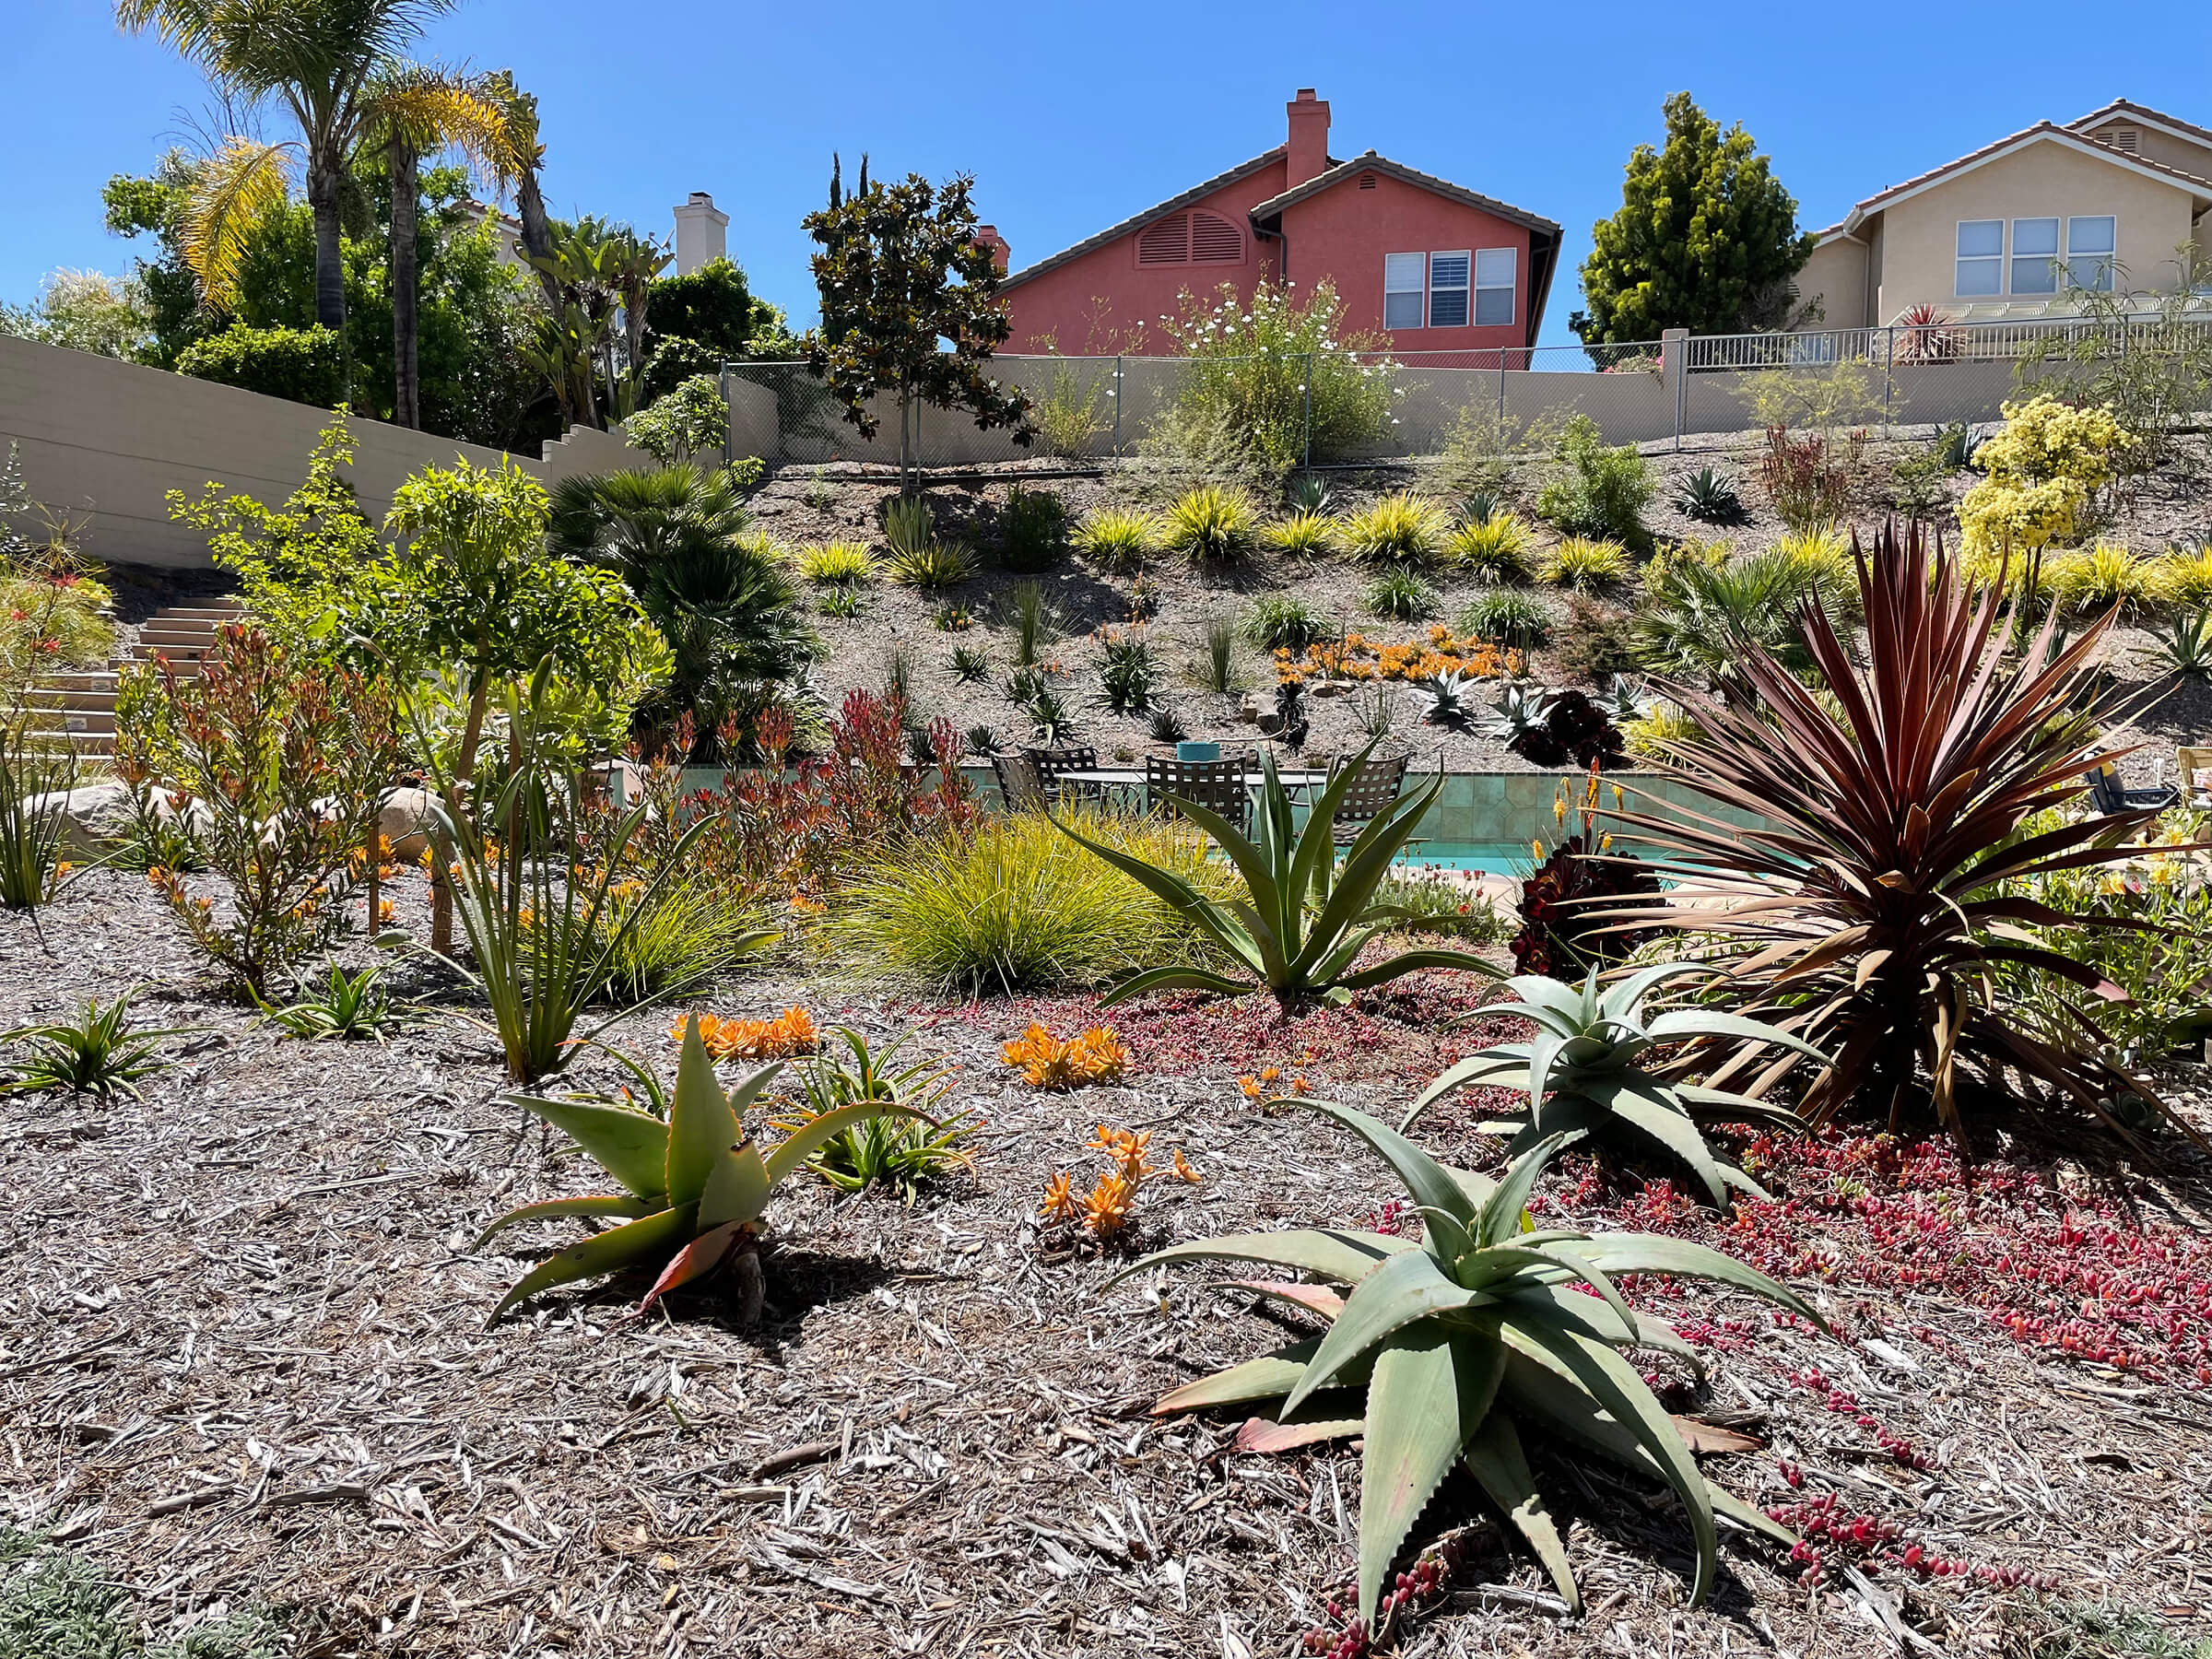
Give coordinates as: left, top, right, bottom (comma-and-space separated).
10, 0, 2211, 351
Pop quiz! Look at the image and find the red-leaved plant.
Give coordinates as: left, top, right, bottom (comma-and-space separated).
1607, 520, 2198, 1146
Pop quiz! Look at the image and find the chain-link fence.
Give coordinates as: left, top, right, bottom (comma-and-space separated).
723, 314, 2212, 472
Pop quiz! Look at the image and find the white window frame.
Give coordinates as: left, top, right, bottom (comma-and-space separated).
2066, 216, 2117, 291
2009, 217, 2060, 295
1383, 253, 1425, 330
1956, 219, 2004, 298
1427, 251, 1471, 327
1474, 247, 1516, 327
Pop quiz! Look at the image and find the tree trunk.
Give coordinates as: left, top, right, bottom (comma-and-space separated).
431, 675, 493, 958
307, 158, 347, 333
515, 169, 563, 315
390, 137, 421, 429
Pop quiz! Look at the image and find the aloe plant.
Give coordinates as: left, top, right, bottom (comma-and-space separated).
1401, 966, 1822, 1206
1053, 740, 1500, 1009
476, 1015, 924, 1321
1111, 1102, 1823, 1626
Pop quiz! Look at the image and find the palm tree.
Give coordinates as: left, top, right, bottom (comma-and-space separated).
478, 72, 562, 315
117, 0, 459, 331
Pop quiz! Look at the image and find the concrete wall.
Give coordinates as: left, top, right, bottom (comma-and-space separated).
1874, 140, 2200, 318
1796, 236, 1873, 330
0, 335, 649, 569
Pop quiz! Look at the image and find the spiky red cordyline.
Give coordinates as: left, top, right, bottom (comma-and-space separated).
1605, 521, 2197, 1147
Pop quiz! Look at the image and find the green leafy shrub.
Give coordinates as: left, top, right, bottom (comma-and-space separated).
1459, 590, 1552, 649
1363, 568, 1437, 621
1056, 744, 1498, 1009
1159, 486, 1255, 562
1340, 491, 1449, 564
831, 805, 1232, 993
1242, 594, 1329, 653
175, 324, 344, 406
114, 625, 398, 997
1109, 1106, 1825, 1625
1073, 508, 1158, 572
1097, 629, 1158, 715
479, 1017, 925, 1320
998, 485, 1068, 572
1632, 539, 1854, 689
1535, 415, 1653, 547
1552, 595, 1637, 685
626, 375, 731, 465
1446, 511, 1535, 582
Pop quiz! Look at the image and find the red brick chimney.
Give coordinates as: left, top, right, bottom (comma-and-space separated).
975, 224, 1010, 273
1286, 88, 1331, 188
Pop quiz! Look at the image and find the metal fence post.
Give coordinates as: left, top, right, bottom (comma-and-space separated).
718, 362, 733, 469
1497, 350, 1507, 434
1660, 327, 1688, 451
1301, 352, 1313, 469
1883, 327, 1896, 437
1112, 355, 1123, 456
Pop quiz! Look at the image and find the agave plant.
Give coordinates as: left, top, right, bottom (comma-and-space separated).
1419, 669, 1482, 726
1670, 465, 1743, 524
477, 1015, 924, 1321
1609, 520, 2199, 1143
2150, 608, 2212, 680
1111, 1103, 1823, 1626
1401, 966, 1820, 1206
1053, 741, 1499, 1009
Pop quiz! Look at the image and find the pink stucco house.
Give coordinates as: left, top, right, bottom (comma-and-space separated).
982, 89, 1561, 362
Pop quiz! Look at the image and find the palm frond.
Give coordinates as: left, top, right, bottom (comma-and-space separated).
181, 135, 296, 311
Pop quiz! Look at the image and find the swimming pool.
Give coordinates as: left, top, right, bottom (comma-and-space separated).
1393, 841, 1535, 876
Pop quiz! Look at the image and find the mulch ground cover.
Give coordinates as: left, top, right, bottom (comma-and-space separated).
3, 868, 2209, 1658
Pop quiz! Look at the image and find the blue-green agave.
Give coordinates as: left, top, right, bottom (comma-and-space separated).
1402, 965, 1823, 1206
1111, 1101, 1824, 1625
476, 1015, 923, 1321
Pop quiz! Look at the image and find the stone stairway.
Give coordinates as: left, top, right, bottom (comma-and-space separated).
30, 596, 246, 759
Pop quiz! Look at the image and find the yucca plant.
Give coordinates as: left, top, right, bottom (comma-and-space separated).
796, 541, 876, 585
1262, 510, 1338, 558
1608, 520, 2200, 1143
1109, 1103, 1823, 1626
1402, 966, 1820, 1206
1097, 630, 1158, 715
1159, 486, 1255, 562
1544, 535, 1630, 592
1073, 508, 1159, 574
1286, 474, 1337, 515
3, 989, 184, 1100
1669, 466, 1743, 524
1147, 706, 1187, 744
1341, 491, 1450, 564
1054, 741, 1500, 1009
1363, 567, 1437, 621
259, 961, 402, 1041
477, 1016, 926, 1321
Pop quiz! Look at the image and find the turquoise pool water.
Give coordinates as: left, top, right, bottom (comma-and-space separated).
1393, 841, 1535, 876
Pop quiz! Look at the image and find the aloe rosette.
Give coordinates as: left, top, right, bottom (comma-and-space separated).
1111, 1100, 1825, 1626
1403, 964, 1823, 1206
476, 1014, 924, 1320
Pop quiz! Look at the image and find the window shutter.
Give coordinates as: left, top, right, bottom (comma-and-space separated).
1136, 214, 1191, 265
1190, 211, 1241, 264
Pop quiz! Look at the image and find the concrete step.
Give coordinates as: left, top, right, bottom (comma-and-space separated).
157, 602, 245, 618
29, 710, 116, 736
26, 687, 116, 712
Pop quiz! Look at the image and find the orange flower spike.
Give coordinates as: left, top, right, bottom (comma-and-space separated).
1040, 1171, 1080, 1223
1171, 1148, 1204, 1185
1238, 1075, 1263, 1100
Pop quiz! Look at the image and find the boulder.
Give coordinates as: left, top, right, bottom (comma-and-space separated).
45, 780, 137, 859
379, 786, 438, 864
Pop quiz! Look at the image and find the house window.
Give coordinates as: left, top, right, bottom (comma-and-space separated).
2067, 216, 2117, 290
2010, 218, 2060, 294
1428, 252, 1470, 327
1384, 253, 1425, 329
1956, 220, 2004, 297
1474, 248, 1516, 326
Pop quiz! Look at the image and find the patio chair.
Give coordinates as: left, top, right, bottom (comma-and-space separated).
1323, 748, 1417, 847
2179, 747, 2212, 811
1145, 751, 1254, 837
1022, 744, 1100, 805
991, 753, 1050, 814
2084, 762, 2176, 816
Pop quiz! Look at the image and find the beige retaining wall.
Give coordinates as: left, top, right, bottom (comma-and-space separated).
0, 335, 649, 569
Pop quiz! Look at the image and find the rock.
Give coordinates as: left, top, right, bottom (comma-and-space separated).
43, 780, 136, 859
379, 786, 437, 863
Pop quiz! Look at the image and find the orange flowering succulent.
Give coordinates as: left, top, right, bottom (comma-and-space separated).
1001, 1022, 1128, 1089
676, 1006, 819, 1061
1038, 1118, 1201, 1242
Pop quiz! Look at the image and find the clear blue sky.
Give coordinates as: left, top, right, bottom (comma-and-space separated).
9, 0, 2211, 351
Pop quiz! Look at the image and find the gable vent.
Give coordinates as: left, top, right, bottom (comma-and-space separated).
1190, 210, 1242, 264
1358, 171, 1377, 189
1136, 214, 1190, 265
2109, 125, 2142, 152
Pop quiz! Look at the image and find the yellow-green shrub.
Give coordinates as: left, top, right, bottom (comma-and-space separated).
796, 541, 876, 584
2150, 546, 2212, 608
1340, 491, 1450, 563
827, 805, 1237, 993
1261, 511, 1338, 557
1446, 511, 1534, 581
2046, 542, 2153, 615
1543, 535, 1630, 590
1072, 508, 1159, 572
1959, 395, 2130, 555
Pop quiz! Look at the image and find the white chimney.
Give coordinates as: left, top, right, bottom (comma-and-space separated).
672, 192, 729, 275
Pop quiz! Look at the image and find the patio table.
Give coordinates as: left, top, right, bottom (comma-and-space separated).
1053, 766, 1332, 810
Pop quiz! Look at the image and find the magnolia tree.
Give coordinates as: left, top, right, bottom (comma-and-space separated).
803, 158, 1033, 493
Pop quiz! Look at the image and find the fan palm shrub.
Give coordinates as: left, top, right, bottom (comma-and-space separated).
1632, 539, 1856, 689
1340, 491, 1449, 564
1109, 1103, 1824, 1625
1607, 520, 2197, 1143
1053, 742, 1500, 1009
1401, 966, 1819, 1206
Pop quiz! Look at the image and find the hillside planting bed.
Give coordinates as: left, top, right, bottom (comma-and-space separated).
4, 868, 2210, 1658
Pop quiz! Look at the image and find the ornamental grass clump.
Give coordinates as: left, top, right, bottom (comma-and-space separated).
1445, 511, 1535, 582
1262, 511, 1338, 558
797, 541, 876, 584
1053, 741, 1501, 1009
1072, 508, 1159, 573
1543, 535, 1630, 592
1340, 492, 1450, 565
1160, 486, 1257, 563
774, 1026, 977, 1202
477, 1015, 927, 1322
1605, 519, 2201, 1145
1109, 1102, 1825, 1627
1402, 964, 1820, 1206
